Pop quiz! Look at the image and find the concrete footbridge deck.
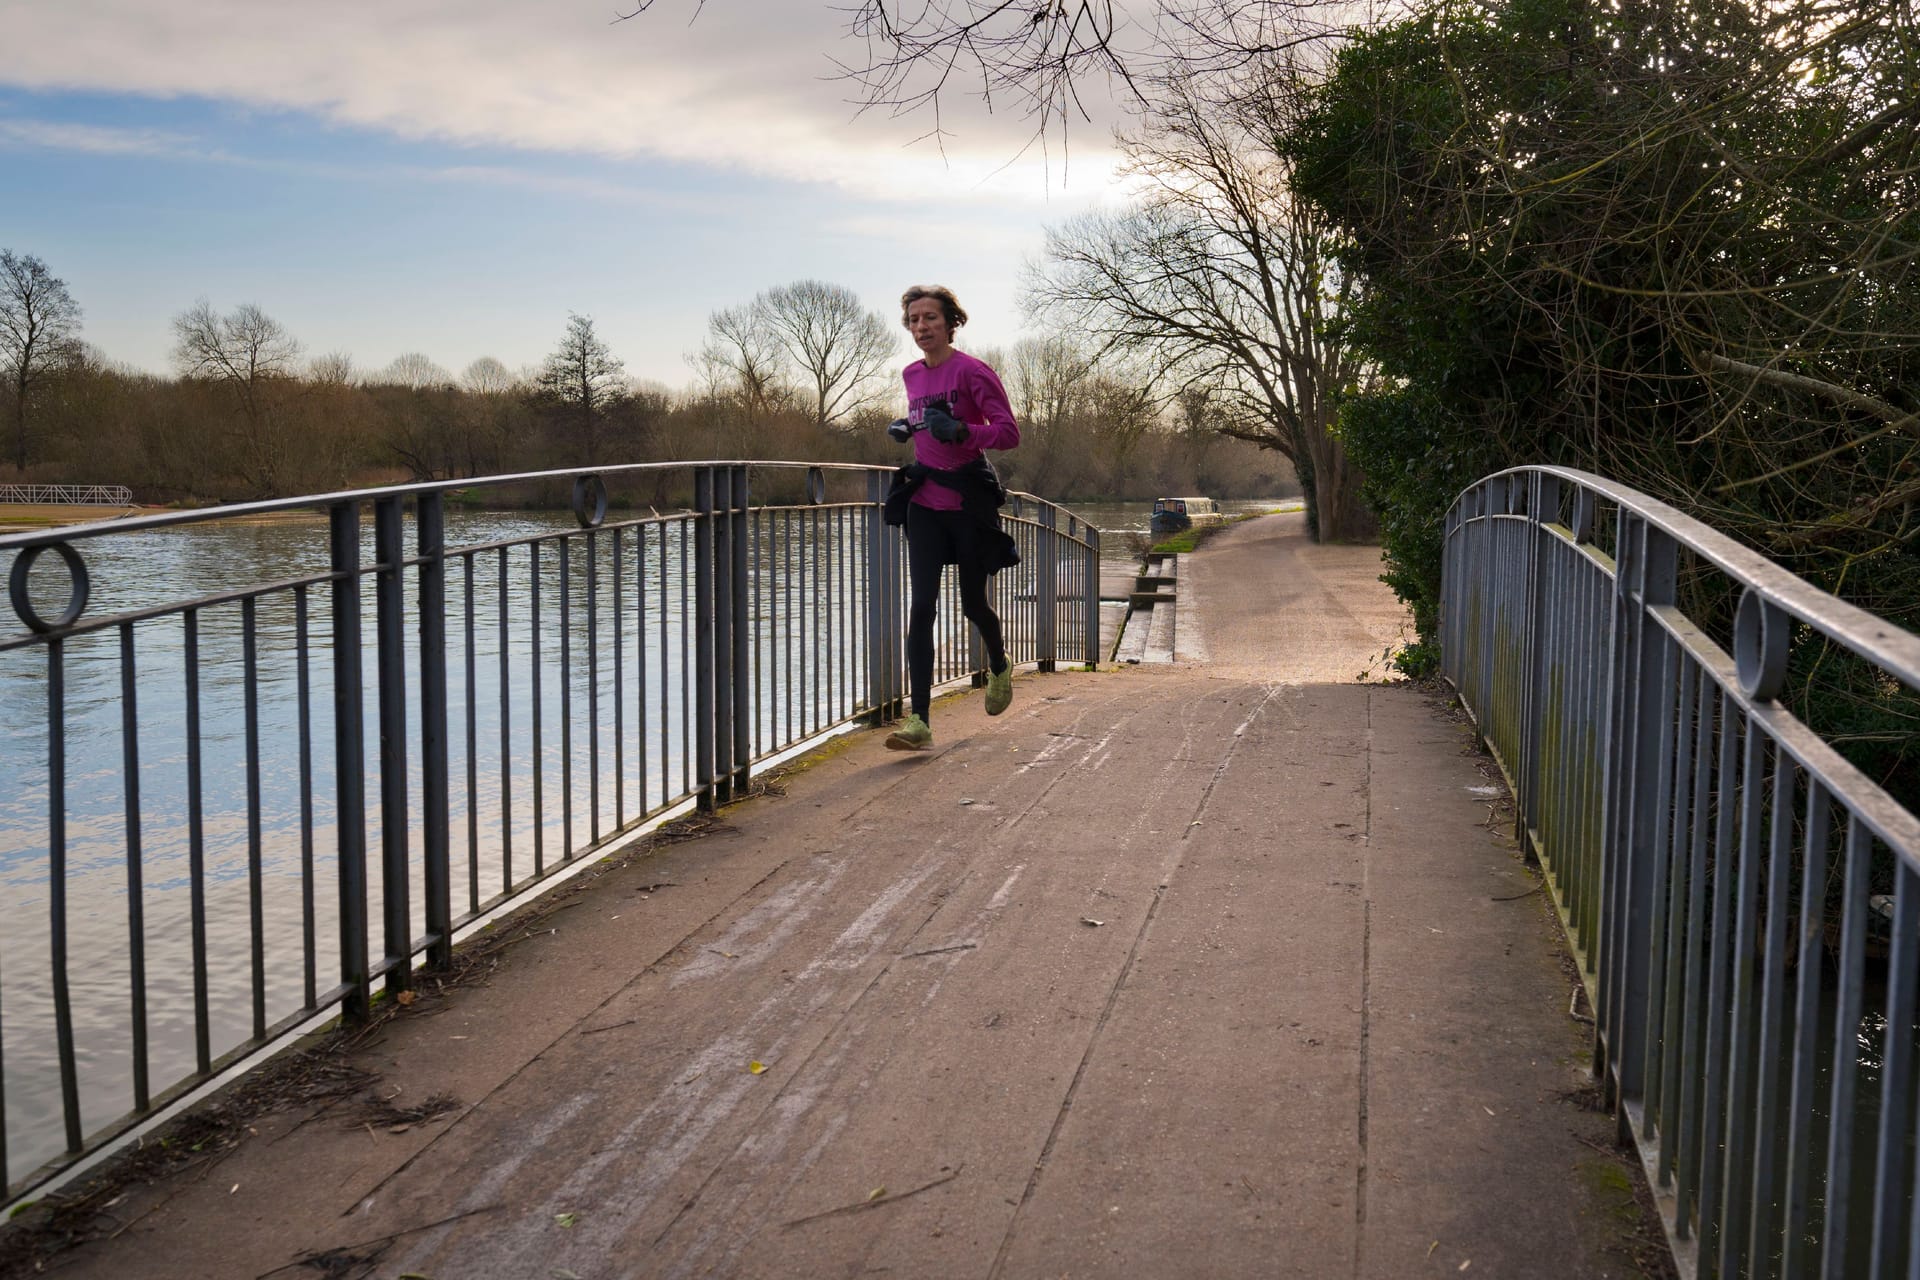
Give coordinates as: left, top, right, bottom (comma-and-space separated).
19, 512, 1664, 1279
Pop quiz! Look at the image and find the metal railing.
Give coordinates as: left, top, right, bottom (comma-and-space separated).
1443, 466, 1920, 1278
0, 460, 1101, 1202
0, 484, 134, 506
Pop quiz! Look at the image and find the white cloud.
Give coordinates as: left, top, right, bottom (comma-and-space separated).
0, 117, 213, 158
0, 0, 1129, 202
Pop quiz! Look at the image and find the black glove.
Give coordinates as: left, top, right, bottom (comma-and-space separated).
924, 404, 970, 444
887, 417, 916, 443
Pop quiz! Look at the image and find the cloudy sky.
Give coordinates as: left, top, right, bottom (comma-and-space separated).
0, 0, 1136, 387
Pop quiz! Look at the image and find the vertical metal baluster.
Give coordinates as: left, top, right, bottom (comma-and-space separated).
637, 524, 649, 814
753, 506, 764, 751
1716, 723, 1767, 1279
713, 470, 734, 803
812, 507, 824, 733
498, 545, 512, 895
49, 632, 83, 1147
374, 496, 411, 995
588, 528, 601, 843
668, 521, 675, 805
687, 518, 695, 805
785, 508, 796, 740
184, 608, 211, 1068
296, 588, 316, 1011
1781, 782, 1830, 1280
417, 493, 450, 969
329, 502, 369, 1023
1871, 864, 1920, 1277
613, 528, 624, 830
1084, 524, 1100, 668
560, 536, 574, 855
1038, 502, 1057, 671
464, 554, 479, 916
1696, 694, 1739, 1264
1824, 817, 1874, 1277
1637, 632, 1681, 1140
797, 506, 810, 734
725, 470, 748, 790
731, 465, 750, 791
825, 499, 837, 722
1674, 671, 1716, 1237
119, 622, 150, 1111
695, 469, 716, 809
531, 542, 544, 876
1749, 747, 1799, 1269
866, 472, 885, 722
1655, 658, 1697, 1175
243, 597, 266, 1040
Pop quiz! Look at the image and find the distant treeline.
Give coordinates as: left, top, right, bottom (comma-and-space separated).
0, 267, 1297, 508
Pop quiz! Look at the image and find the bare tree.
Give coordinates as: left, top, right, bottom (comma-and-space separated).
0, 250, 83, 472
461, 356, 516, 397
999, 334, 1099, 495
693, 303, 791, 418
624, 1, 1343, 163
308, 351, 356, 387
1028, 62, 1371, 538
375, 352, 454, 390
757, 280, 898, 431
171, 300, 303, 494
536, 313, 628, 464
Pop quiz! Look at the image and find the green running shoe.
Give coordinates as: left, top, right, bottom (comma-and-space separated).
985, 661, 1013, 716
885, 713, 933, 750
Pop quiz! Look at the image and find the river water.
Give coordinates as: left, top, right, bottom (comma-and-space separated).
0, 497, 1291, 1189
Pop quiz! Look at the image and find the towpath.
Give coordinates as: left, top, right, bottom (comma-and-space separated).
21, 511, 1662, 1280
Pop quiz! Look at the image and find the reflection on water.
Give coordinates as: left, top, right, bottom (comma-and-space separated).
1, 509, 709, 1185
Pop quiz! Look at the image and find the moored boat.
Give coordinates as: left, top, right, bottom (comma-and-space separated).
1149, 496, 1224, 536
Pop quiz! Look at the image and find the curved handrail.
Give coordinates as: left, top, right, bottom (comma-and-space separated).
1444, 464, 1920, 1279
1461, 465, 1920, 694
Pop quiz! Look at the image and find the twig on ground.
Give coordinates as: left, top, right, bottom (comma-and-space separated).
781, 1165, 963, 1230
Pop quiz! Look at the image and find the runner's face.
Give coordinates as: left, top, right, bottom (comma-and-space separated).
905, 298, 952, 355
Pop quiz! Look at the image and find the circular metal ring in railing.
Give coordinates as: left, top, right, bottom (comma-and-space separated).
805, 466, 827, 505
572, 473, 608, 529
8, 540, 90, 634
1734, 587, 1790, 702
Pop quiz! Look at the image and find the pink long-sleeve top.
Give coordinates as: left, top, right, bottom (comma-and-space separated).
901, 349, 1020, 511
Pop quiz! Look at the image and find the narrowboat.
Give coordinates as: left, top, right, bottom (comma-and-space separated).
1149, 496, 1224, 536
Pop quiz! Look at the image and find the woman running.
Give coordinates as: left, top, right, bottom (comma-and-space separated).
884, 284, 1021, 750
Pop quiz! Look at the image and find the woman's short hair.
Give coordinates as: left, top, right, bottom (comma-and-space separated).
900, 285, 967, 330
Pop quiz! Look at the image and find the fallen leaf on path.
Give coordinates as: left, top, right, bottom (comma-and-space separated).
867, 1187, 886, 1201
1081, 918, 1106, 927
555, 1212, 578, 1228
748, 1060, 768, 1075
397, 990, 416, 1006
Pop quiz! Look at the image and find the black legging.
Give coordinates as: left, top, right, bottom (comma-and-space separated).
906, 501, 1006, 721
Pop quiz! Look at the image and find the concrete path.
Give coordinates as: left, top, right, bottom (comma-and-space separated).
15, 512, 1661, 1280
